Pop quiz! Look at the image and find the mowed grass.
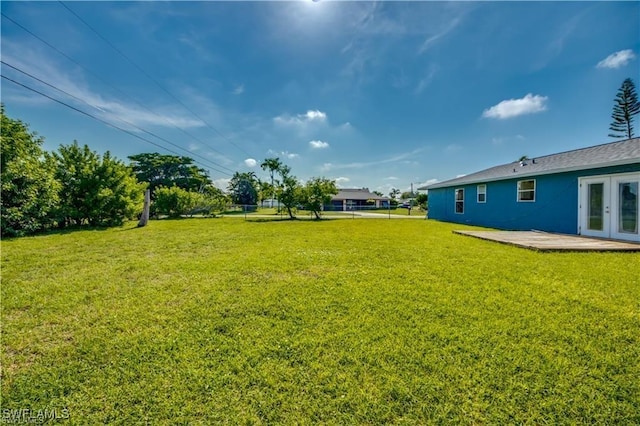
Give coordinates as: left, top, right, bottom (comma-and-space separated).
1, 218, 639, 424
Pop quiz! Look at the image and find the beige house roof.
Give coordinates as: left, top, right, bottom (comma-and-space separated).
332, 188, 389, 201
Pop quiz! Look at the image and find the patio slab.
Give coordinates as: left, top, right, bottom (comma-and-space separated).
454, 230, 640, 252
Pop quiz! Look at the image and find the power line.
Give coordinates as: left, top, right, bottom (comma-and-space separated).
1, 74, 233, 177
1, 60, 234, 176
58, 1, 254, 159
0, 11, 236, 169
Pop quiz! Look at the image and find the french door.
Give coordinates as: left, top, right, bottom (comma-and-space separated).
579, 173, 639, 242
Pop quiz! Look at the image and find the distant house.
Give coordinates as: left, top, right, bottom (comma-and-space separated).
328, 188, 390, 211
421, 138, 639, 242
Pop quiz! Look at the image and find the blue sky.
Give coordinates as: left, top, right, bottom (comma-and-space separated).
2, 1, 639, 194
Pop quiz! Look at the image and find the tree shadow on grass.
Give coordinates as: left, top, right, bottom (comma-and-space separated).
2, 225, 113, 240
246, 217, 339, 224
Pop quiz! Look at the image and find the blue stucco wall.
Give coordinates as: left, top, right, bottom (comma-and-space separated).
428, 163, 640, 234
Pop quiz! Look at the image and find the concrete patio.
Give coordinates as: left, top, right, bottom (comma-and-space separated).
454, 230, 640, 252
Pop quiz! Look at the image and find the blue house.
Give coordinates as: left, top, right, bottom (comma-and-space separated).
421, 138, 640, 242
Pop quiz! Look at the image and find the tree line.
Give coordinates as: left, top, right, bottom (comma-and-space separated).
3, 77, 635, 236
1, 105, 145, 237
227, 158, 338, 220
1, 106, 339, 237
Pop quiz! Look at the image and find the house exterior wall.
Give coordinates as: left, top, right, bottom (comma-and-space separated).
324, 199, 389, 211
428, 163, 639, 234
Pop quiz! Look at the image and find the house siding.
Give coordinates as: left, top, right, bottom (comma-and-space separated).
428, 163, 640, 234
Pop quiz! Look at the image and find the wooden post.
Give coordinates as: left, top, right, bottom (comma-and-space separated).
138, 189, 150, 227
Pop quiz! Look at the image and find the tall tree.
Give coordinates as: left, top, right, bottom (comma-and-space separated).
300, 177, 338, 219
128, 153, 211, 194
260, 157, 283, 206
415, 192, 428, 209
1, 105, 60, 236
228, 172, 259, 206
53, 142, 145, 227
275, 165, 300, 219
258, 180, 273, 206
609, 78, 640, 139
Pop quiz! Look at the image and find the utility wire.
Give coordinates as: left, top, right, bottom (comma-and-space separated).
1, 12, 236, 171
1, 61, 233, 176
58, 1, 254, 158
1, 74, 233, 177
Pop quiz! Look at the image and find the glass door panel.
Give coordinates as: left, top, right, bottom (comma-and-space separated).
618, 182, 638, 234
587, 183, 604, 231
580, 177, 610, 239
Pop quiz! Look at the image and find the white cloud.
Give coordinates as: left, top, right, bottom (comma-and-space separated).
416, 178, 438, 189
596, 49, 636, 69
244, 158, 257, 167
418, 17, 461, 55
303, 110, 326, 120
282, 151, 299, 159
320, 149, 423, 171
335, 177, 350, 183
385, 176, 399, 180
274, 109, 327, 126
1, 44, 205, 130
233, 84, 245, 95
444, 144, 462, 153
268, 149, 299, 159
414, 67, 437, 95
309, 140, 330, 149
482, 94, 548, 119
492, 134, 526, 146
212, 178, 230, 191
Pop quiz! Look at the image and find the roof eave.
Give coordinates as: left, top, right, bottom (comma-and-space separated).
426, 158, 640, 189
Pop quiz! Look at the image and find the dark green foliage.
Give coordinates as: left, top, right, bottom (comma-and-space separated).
153, 186, 203, 218
416, 192, 428, 209
609, 78, 640, 139
1, 108, 149, 236
153, 186, 227, 218
258, 180, 273, 205
389, 188, 400, 206
400, 191, 416, 200
128, 152, 212, 194
228, 172, 259, 206
52, 142, 146, 227
0, 106, 60, 237
260, 157, 283, 205
275, 165, 301, 219
299, 177, 338, 219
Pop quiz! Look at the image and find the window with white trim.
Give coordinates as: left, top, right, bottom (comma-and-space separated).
477, 184, 486, 203
455, 188, 464, 213
517, 179, 536, 202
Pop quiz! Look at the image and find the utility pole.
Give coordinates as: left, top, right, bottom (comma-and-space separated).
138, 189, 150, 227
409, 182, 413, 215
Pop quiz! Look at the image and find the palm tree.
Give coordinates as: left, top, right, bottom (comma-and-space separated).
260, 157, 282, 207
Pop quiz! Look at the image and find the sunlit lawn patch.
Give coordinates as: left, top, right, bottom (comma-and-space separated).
2, 219, 638, 423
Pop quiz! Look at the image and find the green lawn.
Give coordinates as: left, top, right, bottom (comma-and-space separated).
2, 219, 639, 424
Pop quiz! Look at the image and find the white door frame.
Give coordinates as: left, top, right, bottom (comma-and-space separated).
611, 173, 640, 242
578, 172, 640, 242
579, 176, 610, 239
